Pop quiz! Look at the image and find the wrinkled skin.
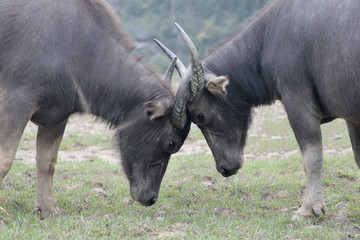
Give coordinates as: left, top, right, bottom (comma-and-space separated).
118, 100, 190, 206
186, 73, 251, 177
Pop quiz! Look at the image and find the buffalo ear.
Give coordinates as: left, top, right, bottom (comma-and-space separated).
206, 76, 229, 96
145, 101, 167, 120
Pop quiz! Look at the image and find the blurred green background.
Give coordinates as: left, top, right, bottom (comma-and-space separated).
106, 0, 267, 73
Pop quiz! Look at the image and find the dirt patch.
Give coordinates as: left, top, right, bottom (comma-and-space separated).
264, 190, 288, 201
157, 223, 186, 238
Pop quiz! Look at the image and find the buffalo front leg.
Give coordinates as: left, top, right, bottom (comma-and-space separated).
0, 95, 34, 185
283, 102, 325, 219
0, 121, 29, 185
346, 121, 360, 168
34, 119, 67, 217
295, 141, 325, 218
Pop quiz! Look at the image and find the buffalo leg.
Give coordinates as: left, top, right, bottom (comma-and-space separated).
0, 95, 34, 185
33, 119, 67, 217
346, 121, 360, 168
283, 101, 325, 218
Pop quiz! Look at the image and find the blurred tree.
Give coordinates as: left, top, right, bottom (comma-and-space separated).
106, 0, 267, 72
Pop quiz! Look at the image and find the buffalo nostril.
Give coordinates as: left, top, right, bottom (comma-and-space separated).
146, 197, 157, 206
220, 168, 231, 177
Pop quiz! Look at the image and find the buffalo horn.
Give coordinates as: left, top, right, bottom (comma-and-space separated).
154, 38, 186, 77
169, 23, 205, 129
174, 23, 205, 103
153, 38, 188, 128
164, 57, 177, 86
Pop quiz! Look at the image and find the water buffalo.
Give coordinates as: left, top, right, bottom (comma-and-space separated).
0, 0, 190, 217
156, 0, 360, 218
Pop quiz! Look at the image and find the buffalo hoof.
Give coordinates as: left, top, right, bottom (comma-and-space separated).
291, 204, 326, 220
33, 206, 63, 218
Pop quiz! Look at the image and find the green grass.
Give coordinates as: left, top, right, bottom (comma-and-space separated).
1, 153, 359, 239
1, 105, 360, 239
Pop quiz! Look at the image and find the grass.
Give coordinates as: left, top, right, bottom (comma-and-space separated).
1, 154, 359, 239
1, 104, 360, 239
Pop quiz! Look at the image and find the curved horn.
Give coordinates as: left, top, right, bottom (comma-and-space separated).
154, 38, 186, 77
174, 23, 205, 103
164, 57, 177, 86
169, 23, 205, 129
174, 23, 200, 68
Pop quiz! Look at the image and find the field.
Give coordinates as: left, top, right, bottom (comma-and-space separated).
1, 101, 360, 239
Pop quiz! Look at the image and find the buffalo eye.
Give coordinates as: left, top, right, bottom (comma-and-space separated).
168, 141, 176, 152
197, 113, 205, 124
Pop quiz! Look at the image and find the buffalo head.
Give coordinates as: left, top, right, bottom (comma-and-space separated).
155, 24, 251, 177
117, 59, 190, 206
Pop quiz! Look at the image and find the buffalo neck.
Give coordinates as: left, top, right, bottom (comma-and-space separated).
203, 10, 277, 108
72, 42, 171, 127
